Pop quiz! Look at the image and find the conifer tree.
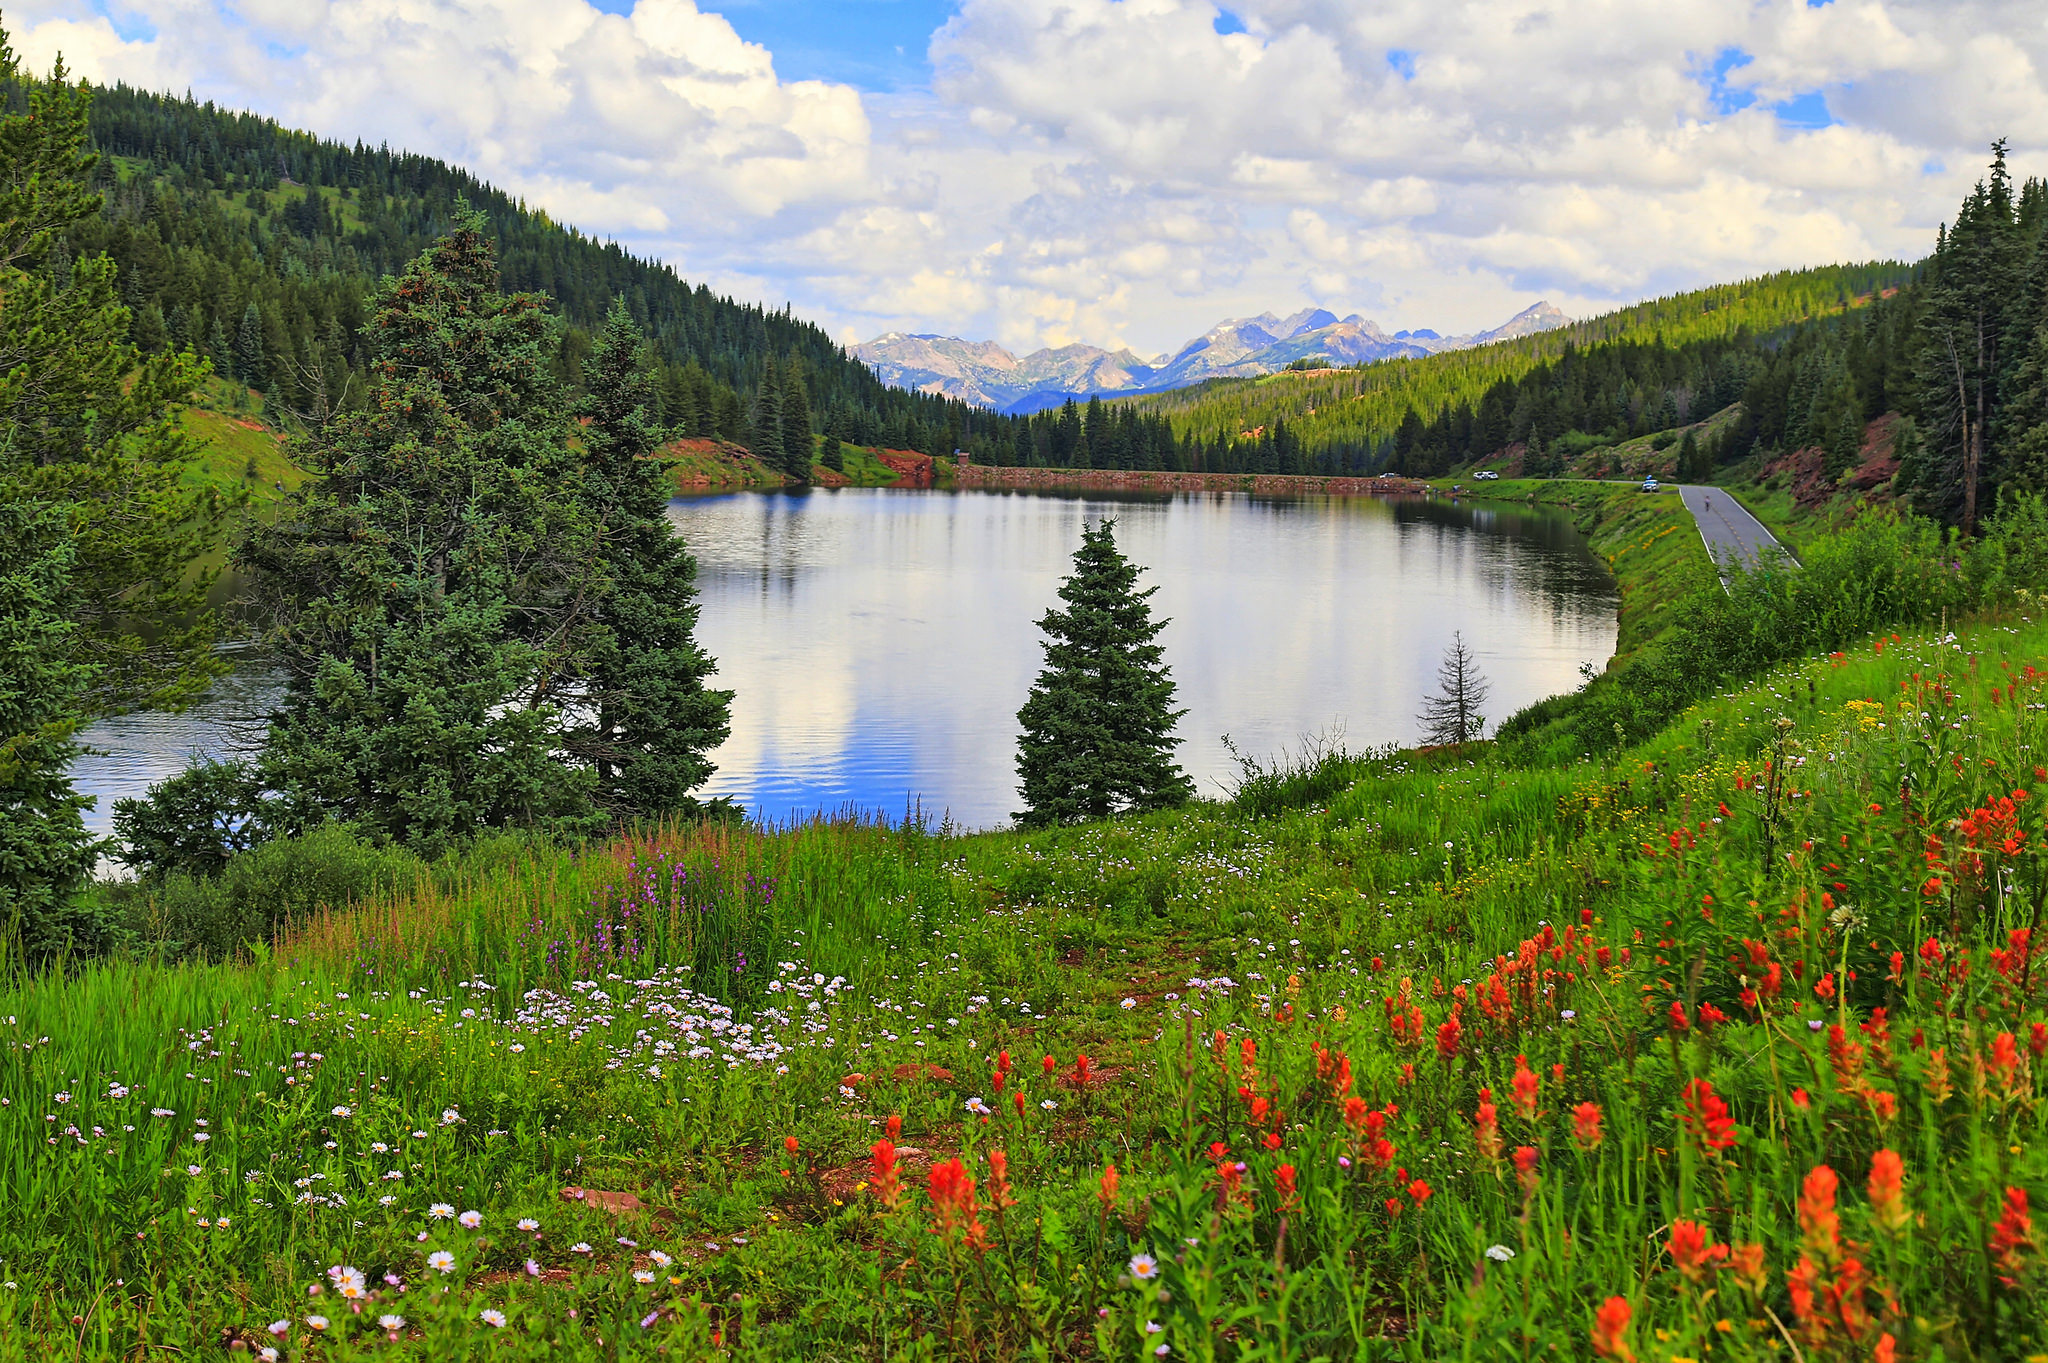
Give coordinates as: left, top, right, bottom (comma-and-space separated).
745, 357, 782, 468
557, 300, 733, 819
1015, 521, 1192, 828
0, 505, 103, 960
233, 300, 266, 388
780, 360, 813, 481
237, 208, 601, 854
1417, 632, 1490, 745
1913, 141, 2026, 533
0, 26, 225, 957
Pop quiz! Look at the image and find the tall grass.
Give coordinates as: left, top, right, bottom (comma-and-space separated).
2, 607, 2045, 1357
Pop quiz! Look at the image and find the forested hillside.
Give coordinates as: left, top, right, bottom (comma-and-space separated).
1384, 287, 1921, 480
46, 82, 1019, 461
1129, 261, 1915, 472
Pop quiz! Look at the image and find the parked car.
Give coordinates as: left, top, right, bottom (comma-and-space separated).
1641, 476, 1660, 491
1474, 470, 1500, 480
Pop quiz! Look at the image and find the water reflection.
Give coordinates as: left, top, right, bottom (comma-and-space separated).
678, 487, 1615, 829
69, 488, 1617, 839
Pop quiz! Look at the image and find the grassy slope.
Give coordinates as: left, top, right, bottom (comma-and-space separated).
9, 470, 2045, 1355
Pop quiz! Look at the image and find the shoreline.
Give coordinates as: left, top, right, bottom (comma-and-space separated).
949, 464, 1435, 497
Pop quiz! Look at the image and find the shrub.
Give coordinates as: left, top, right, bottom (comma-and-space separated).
1224, 732, 1380, 820
135, 824, 424, 960
111, 759, 268, 880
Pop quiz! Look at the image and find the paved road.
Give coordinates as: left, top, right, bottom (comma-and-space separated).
1673, 484, 1791, 575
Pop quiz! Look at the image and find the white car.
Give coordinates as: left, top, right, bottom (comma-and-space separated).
1641, 477, 1660, 491
1474, 470, 1500, 480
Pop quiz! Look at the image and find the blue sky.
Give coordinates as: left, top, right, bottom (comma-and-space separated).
590, 0, 961, 90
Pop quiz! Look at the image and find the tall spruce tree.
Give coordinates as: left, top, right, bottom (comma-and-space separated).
1913, 141, 2026, 533
233, 300, 267, 389
1015, 521, 1192, 828
237, 208, 601, 854
779, 360, 813, 482
557, 300, 733, 819
0, 35, 229, 717
0, 26, 226, 959
0, 505, 102, 959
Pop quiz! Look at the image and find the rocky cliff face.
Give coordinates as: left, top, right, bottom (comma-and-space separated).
853, 301, 1570, 411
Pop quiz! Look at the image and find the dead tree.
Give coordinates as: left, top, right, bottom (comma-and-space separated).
1417, 632, 1491, 745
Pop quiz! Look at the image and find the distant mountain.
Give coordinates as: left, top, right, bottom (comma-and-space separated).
854, 302, 1571, 412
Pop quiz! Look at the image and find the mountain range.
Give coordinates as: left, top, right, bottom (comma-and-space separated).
853, 302, 1571, 413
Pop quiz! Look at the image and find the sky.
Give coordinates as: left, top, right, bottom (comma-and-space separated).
10, 0, 2048, 358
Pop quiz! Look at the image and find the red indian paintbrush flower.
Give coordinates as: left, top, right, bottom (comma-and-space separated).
1098, 1161, 1120, 1209
870, 1139, 902, 1208
1512, 1145, 1540, 1198
1589, 1296, 1636, 1361
1679, 1079, 1736, 1154
1510, 1054, 1539, 1121
1787, 1256, 1818, 1324
1867, 1149, 1908, 1234
1406, 1177, 1431, 1206
1728, 1243, 1768, 1295
1473, 1088, 1503, 1163
1989, 1032, 2021, 1096
1991, 1186, 2033, 1278
1798, 1164, 1841, 1265
1827, 1025, 1864, 1089
985, 1149, 1017, 1210
1571, 1101, 1605, 1151
927, 1158, 987, 1251
1275, 1163, 1298, 1213
1436, 1015, 1462, 1059
1666, 1219, 1728, 1283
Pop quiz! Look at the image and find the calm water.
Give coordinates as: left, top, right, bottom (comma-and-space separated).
73, 487, 1617, 838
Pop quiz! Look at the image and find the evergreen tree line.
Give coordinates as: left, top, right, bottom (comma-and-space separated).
1388, 292, 1921, 480
1389, 145, 2048, 530
1129, 261, 1916, 464
12, 79, 1026, 466
983, 397, 1378, 478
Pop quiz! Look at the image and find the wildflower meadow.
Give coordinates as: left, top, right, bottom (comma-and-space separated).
6, 603, 2048, 1357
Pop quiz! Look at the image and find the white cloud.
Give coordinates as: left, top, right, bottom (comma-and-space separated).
9, 0, 2048, 357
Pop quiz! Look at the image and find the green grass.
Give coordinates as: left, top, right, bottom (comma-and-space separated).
115, 156, 375, 235
825, 442, 915, 486
8, 580, 2048, 1355
178, 403, 303, 512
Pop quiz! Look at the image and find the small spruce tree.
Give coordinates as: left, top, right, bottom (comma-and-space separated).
1417, 632, 1491, 746
1015, 520, 1193, 828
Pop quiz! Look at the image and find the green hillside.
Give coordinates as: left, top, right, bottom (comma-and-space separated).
1129, 262, 1914, 467
54, 83, 1023, 463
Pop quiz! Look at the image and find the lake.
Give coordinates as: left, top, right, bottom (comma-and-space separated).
73, 487, 1617, 838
